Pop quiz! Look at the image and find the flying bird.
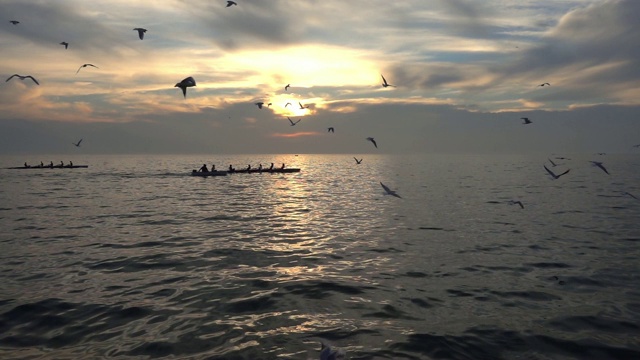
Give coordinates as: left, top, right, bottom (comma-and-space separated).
298, 102, 309, 109
76, 64, 98, 74
59, 41, 68, 49
255, 102, 264, 109
226, 1, 237, 7
544, 165, 570, 180
9, 20, 19, 25
354, 157, 362, 164
133, 28, 147, 40
327, 127, 334, 133
284, 102, 292, 107
284, 84, 290, 91
508, 200, 524, 209
267, 102, 273, 107
73, 139, 83, 147
380, 182, 401, 198
521, 117, 532, 124
622, 191, 638, 200
174, 76, 196, 98
590, 161, 609, 175
538, 82, 551, 87
381, 74, 395, 88
6, 74, 39, 85
287, 117, 300, 126
366, 137, 377, 148
548, 158, 558, 167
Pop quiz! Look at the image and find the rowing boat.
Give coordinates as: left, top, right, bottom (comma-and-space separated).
5, 165, 89, 169
227, 168, 300, 174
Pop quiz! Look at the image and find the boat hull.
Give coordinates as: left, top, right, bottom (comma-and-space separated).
191, 170, 228, 177
227, 168, 300, 174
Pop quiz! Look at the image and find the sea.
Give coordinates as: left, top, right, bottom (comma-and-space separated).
0, 153, 639, 360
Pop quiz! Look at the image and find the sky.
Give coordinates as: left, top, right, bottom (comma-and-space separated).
1, 0, 639, 155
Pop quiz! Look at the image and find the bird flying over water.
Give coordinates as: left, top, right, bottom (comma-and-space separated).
508, 200, 524, 209
133, 28, 147, 40
226, 1, 237, 7
381, 74, 395, 88
590, 161, 609, 175
6, 74, 39, 85
622, 191, 638, 200
73, 139, 83, 147
521, 117, 532, 124
544, 165, 570, 180
9, 20, 19, 25
538, 82, 551, 87
76, 64, 98, 74
60, 41, 68, 49
328, 127, 334, 133
174, 76, 196, 98
366, 137, 377, 148
380, 182, 401, 198
287, 117, 300, 126
285, 84, 290, 91
354, 157, 362, 164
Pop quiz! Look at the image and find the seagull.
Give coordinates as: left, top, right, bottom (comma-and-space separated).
73, 139, 83, 147
544, 165, 570, 180
267, 102, 272, 107
255, 102, 264, 109
226, 1, 237, 7
622, 191, 638, 200
285, 84, 290, 91
6, 74, 39, 85
521, 117, 532, 124
380, 182, 401, 198
548, 158, 558, 167
284, 102, 292, 107
354, 157, 362, 164
538, 82, 551, 87
366, 137, 377, 148
590, 161, 609, 175
9, 20, 19, 25
287, 117, 300, 126
508, 200, 524, 209
174, 76, 196, 98
381, 74, 395, 88
298, 102, 309, 109
59, 41, 68, 49
327, 127, 334, 133
133, 28, 147, 40
76, 64, 98, 74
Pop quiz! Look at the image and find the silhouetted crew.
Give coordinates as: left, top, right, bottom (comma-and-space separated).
199, 164, 209, 172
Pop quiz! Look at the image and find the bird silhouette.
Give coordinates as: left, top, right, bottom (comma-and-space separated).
354, 157, 362, 164
226, 1, 237, 7
60, 41, 69, 49
298, 102, 309, 109
381, 74, 395, 88
521, 117, 532, 124
508, 200, 524, 209
366, 137, 377, 148
6, 74, 39, 85
133, 28, 147, 40
255, 102, 264, 109
538, 82, 551, 87
590, 161, 609, 175
285, 84, 290, 91
9, 20, 19, 25
76, 64, 99, 74
544, 165, 570, 180
380, 182, 401, 198
327, 127, 334, 133
174, 76, 196, 98
288, 117, 300, 126
73, 139, 83, 147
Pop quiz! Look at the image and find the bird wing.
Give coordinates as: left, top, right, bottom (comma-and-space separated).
381, 74, 387, 85
597, 164, 609, 174
288, 117, 293, 125
558, 169, 570, 177
6, 74, 18, 82
78, 139, 83, 145
543, 165, 556, 178
76, 65, 84, 74
26, 76, 39, 85
285, 102, 291, 107
180, 86, 187, 98
371, 139, 377, 148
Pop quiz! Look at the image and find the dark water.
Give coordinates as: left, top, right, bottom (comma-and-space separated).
1, 154, 639, 359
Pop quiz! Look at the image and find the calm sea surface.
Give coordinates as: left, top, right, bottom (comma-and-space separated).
0, 154, 639, 360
